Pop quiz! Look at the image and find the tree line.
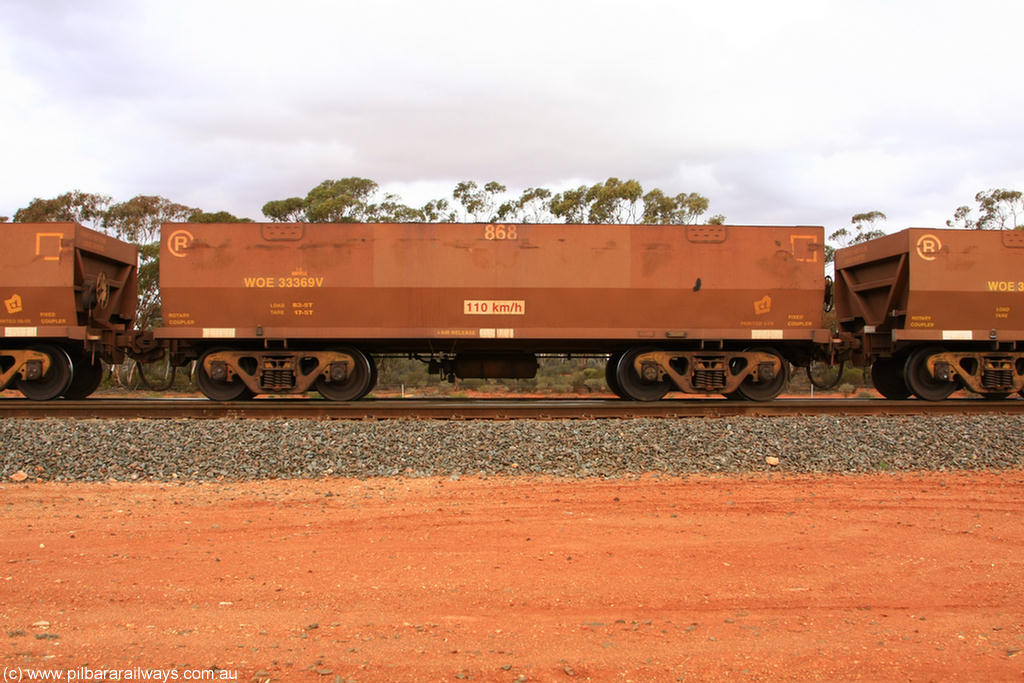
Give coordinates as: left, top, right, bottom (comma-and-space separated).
262, 177, 726, 226
4, 177, 1020, 233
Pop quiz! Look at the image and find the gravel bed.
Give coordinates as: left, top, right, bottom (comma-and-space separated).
2, 416, 1023, 482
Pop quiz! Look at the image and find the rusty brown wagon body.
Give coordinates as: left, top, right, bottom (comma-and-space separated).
0, 222, 137, 399
157, 222, 828, 401
835, 227, 1024, 400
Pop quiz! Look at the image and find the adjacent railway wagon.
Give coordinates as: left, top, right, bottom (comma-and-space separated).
157, 222, 829, 401
835, 227, 1024, 399
0, 222, 138, 399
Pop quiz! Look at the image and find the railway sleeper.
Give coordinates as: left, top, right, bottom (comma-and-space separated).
926, 351, 1024, 395
632, 350, 784, 396
200, 350, 357, 395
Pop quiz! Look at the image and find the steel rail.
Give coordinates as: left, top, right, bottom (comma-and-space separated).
1, 397, 1022, 420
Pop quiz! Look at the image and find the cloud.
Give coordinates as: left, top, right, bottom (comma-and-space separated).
1, 0, 1023, 229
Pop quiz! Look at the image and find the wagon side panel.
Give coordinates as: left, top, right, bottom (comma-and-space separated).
158, 222, 826, 345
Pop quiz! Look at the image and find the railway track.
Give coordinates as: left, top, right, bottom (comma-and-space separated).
1, 397, 1022, 420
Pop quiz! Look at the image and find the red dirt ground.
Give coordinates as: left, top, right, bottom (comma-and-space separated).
2, 472, 1023, 682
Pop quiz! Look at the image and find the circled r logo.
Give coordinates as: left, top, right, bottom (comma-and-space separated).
916, 234, 942, 261
168, 229, 195, 258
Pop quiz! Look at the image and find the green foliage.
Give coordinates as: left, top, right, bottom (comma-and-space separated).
840, 365, 868, 386
420, 198, 457, 222
188, 210, 252, 223
494, 187, 553, 223
642, 189, 711, 224
947, 189, 1024, 230
263, 177, 721, 227
551, 177, 644, 223
135, 242, 162, 329
534, 357, 607, 394
372, 356, 611, 396
104, 195, 195, 242
551, 178, 716, 225
13, 190, 112, 227
376, 358, 431, 390
452, 180, 507, 221
261, 197, 306, 222
947, 204, 974, 230
584, 177, 643, 223
375, 195, 424, 222
304, 177, 380, 222
262, 177, 431, 223
548, 185, 590, 223
827, 210, 887, 264
788, 361, 867, 394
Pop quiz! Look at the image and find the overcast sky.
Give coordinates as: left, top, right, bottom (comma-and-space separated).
2, 0, 1022, 233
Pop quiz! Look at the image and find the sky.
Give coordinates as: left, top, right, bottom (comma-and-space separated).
1, 0, 1022, 234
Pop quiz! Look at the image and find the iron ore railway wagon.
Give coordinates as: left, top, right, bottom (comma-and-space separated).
3, 220, 1024, 401
0, 222, 138, 400
834, 227, 1024, 400
157, 222, 829, 401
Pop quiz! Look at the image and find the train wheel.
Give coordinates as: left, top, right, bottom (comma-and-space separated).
196, 349, 254, 401
734, 347, 789, 401
605, 353, 627, 399
315, 347, 373, 401
19, 345, 74, 401
63, 354, 104, 399
870, 356, 911, 400
358, 354, 379, 400
904, 346, 958, 401
614, 348, 671, 401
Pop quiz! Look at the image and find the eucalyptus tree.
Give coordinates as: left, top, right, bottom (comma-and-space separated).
948, 189, 1023, 230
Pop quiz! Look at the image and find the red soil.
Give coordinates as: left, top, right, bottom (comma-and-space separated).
2, 472, 1023, 682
